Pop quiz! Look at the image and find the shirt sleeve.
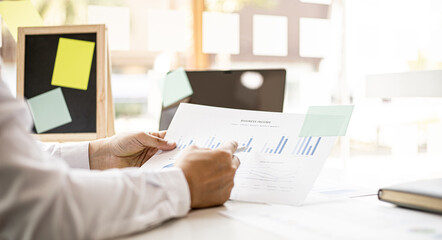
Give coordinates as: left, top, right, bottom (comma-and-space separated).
0, 80, 191, 240
37, 141, 90, 169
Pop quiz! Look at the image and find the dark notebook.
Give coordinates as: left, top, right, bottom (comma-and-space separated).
378, 178, 442, 214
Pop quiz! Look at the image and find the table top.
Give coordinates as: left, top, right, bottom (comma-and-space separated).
120, 202, 287, 240
119, 195, 442, 240
121, 202, 286, 240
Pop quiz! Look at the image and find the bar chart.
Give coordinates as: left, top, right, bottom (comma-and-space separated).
176, 138, 195, 150
173, 136, 322, 156
204, 136, 222, 149
240, 137, 254, 153
174, 135, 322, 157
261, 136, 289, 155
176, 136, 223, 150
292, 136, 322, 156
176, 136, 257, 152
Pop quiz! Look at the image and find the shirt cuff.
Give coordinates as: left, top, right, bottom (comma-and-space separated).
155, 168, 191, 216
60, 142, 90, 169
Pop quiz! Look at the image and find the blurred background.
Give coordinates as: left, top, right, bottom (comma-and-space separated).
1, 0, 442, 188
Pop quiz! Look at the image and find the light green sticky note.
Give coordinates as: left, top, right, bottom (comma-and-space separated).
51, 38, 95, 90
162, 68, 193, 108
0, 0, 43, 42
299, 105, 354, 137
27, 88, 72, 133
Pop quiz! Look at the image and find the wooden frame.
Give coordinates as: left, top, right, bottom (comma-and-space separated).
192, 0, 208, 69
16, 25, 114, 142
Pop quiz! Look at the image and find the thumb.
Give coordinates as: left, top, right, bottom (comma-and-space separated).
217, 140, 238, 155
138, 132, 176, 150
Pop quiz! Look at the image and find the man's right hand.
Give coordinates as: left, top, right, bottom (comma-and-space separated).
174, 141, 240, 208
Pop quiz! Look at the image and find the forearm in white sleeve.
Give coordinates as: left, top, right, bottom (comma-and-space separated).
37, 141, 90, 169
0, 82, 191, 240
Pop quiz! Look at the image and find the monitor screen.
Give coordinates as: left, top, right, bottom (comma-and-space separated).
159, 69, 286, 130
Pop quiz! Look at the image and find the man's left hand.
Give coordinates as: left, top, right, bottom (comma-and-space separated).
88, 131, 176, 170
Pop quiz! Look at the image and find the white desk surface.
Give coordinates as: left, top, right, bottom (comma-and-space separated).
119, 166, 442, 240
119, 201, 288, 240
120, 195, 442, 240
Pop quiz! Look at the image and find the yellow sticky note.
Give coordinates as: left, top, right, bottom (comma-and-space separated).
0, 0, 43, 42
51, 38, 95, 91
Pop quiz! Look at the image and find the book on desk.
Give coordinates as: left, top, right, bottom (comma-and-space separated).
378, 178, 442, 214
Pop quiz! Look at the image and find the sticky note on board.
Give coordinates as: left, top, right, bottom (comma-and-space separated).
299, 105, 354, 137
147, 9, 187, 52
253, 14, 288, 56
162, 68, 193, 108
51, 38, 95, 90
87, 5, 130, 50
300, 18, 331, 58
0, 0, 43, 42
202, 12, 240, 54
27, 88, 72, 133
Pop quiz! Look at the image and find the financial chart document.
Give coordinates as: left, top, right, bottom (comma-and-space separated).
141, 104, 337, 205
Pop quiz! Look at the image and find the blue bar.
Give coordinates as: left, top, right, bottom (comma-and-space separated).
261, 142, 268, 153
211, 145, 215, 149
178, 144, 182, 149
278, 138, 288, 154
302, 136, 312, 155
246, 138, 253, 147
306, 146, 313, 155
188, 140, 193, 146
208, 137, 215, 148
297, 137, 307, 155
274, 136, 285, 154
183, 144, 187, 149
247, 147, 252, 152
215, 142, 220, 148
162, 163, 174, 168
265, 147, 269, 153
293, 138, 301, 155
311, 137, 322, 155
270, 149, 273, 154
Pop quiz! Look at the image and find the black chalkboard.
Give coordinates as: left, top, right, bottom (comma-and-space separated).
24, 33, 97, 133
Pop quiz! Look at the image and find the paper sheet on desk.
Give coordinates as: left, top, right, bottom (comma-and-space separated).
221, 199, 442, 240
141, 103, 338, 205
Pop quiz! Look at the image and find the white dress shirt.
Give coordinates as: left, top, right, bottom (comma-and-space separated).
0, 79, 191, 240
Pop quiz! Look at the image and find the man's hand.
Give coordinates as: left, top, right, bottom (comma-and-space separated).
89, 131, 176, 170
174, 141, 240, 208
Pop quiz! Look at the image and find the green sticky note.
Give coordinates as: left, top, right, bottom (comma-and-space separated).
0, 0, 43, 42
299, 105, 354, 137
51, 38, 95, 90
27, 88, 72, 133
162, 68, 193, 108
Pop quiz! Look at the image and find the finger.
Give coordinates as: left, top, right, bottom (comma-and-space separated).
231, 155, 240, 169
217, 141, 238, 155
157, 131, 167, 139
138, 132, 176, 150
149, 131, 167, 139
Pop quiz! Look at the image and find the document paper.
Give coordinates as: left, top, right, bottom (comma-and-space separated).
142, 104, 337, 205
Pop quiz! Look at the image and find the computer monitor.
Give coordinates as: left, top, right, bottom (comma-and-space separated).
159, 69, 286, 130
